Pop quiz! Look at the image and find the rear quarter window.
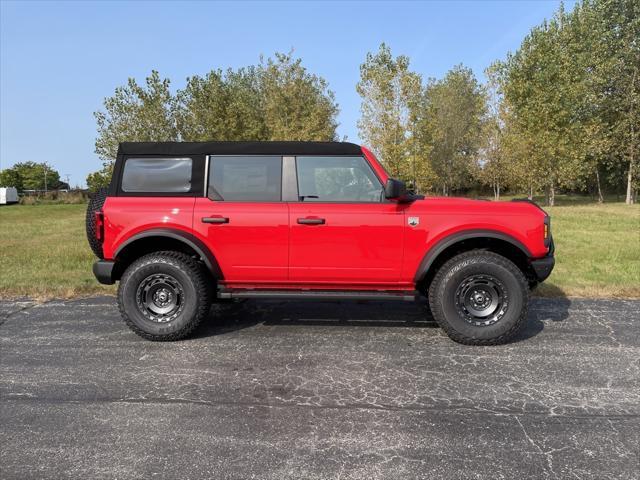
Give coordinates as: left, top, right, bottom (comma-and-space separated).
121, 158, 193, 193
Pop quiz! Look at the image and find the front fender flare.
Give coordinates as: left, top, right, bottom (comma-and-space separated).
413, 229, 532, 282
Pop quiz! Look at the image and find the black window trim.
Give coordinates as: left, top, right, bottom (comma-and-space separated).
205, 154, 284, 203
114, 153, 388, 203
290, 155, 387, 204
115, 154, 205, 197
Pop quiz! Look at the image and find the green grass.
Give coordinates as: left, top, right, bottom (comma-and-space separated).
536, 202, 640, 298
0, 201, 638, 300
0, 204, 115, 299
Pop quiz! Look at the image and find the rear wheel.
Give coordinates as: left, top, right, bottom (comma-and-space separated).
117, 251, 211, 341
428, 251, 529, 345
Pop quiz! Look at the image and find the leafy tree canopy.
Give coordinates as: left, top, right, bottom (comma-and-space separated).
0, 162, 61, 191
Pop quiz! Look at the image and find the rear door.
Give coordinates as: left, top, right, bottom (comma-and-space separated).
287, 155, 405, 285
192, 155, 289, 285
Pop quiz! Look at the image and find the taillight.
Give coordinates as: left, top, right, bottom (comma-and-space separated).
95, 211, 104, 241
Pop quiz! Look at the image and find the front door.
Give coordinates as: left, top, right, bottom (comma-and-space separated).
192, 155, 289, 286
288, 155, 405, 286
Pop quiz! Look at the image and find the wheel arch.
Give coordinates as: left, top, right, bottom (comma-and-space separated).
112, 229, 223, 281
415, 230, 535, 291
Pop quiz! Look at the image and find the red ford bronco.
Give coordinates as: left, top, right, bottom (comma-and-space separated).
87, 141, 554, 345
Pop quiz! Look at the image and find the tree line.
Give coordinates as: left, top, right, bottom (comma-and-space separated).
357, 0, 638, 205
0, 162, 66, 191
88, 52, 338, 190
86, 0, 638, 205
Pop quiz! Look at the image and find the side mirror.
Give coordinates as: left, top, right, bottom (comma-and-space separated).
384, 178, 407, 200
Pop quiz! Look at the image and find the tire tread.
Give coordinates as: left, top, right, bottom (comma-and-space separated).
428, 250, 529, 346
117, 251, 211, 341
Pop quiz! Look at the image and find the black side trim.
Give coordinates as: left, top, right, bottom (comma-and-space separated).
109, 154, 123, 196
218, 289, 417, 301
414, 230, 533, 282
93, 260, 115, 285
114, 229, 223, 279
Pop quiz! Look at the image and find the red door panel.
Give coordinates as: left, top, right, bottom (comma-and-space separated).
288, 203, 405, 285
193, 199, 289, 284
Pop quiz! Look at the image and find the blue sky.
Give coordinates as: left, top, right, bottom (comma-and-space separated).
0, 0, 572, 187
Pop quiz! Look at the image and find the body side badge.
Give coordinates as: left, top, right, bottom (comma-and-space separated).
408, 217, 419, 227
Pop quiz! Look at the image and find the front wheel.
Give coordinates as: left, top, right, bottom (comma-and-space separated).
428, 251, 529, 345
117, 251, 211, 341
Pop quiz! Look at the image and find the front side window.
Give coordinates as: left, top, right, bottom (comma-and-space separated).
209, 156, 282, 201
296, 156, 383, 202
121, 157, 192, 193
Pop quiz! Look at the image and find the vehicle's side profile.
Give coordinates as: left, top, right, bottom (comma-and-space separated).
88, 141, 554, 345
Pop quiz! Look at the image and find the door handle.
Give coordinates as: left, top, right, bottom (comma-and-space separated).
201, 216, 229, 224
297, 217, 325, 225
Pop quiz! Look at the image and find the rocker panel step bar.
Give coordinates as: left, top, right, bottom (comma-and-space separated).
217, 290, 418, 302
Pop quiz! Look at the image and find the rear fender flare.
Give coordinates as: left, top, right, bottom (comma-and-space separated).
114, 228, 223, 279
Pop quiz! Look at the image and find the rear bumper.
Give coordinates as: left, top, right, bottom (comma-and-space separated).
93, 260, 115, 285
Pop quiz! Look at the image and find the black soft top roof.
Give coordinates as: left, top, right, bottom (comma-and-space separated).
117, 141, 362, 157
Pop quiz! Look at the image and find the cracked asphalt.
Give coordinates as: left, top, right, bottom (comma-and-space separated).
1, 297, 639, 479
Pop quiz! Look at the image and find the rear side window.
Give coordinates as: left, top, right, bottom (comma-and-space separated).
209, 156, 282, 201
121, 158, 192, 193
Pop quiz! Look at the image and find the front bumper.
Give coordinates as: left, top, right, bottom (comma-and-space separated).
530, 256, 555, 282
93, 260, 116, 285
530, 237, 555, 282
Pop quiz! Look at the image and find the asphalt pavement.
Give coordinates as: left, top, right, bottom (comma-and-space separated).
1, 296, 638, 479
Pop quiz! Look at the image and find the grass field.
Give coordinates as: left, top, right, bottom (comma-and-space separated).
536, 202, 639, 298
0, 201, 638, 300
0, 204, 115, 299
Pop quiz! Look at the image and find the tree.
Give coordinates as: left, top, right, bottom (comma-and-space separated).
356, 43, 423, 183
494, 0, 639, 205
597, 0, 640, 204
499, 15, 577, 206
477, 65, 513, 200
0, 162, 61, 191
259, 52, 339, 141
420, 65, 486, 195
86, 162, 114, 192
175, 67, 267, 142
94, 70, 178, 161
94, 53, 340, 189
478, 118, 506, 200
175, 52, 339, 143
0, 167, 22, 190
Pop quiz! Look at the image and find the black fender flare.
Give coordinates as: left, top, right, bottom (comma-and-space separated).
414, 229, 532, 282
114, 228, 223, 279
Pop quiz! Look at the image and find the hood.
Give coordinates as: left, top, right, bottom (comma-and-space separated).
407, 196, 548, 218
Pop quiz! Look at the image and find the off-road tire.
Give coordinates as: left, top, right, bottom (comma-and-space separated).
428, 250, 529, 346
118, 251, 211, 341
86, 187, 109, 258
